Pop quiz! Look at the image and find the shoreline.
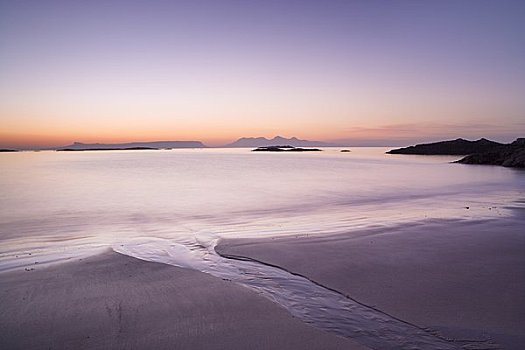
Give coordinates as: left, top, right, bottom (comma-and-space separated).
1, 214, 523, 349
216, 216, 525, 350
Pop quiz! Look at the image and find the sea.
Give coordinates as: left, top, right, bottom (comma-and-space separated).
1, 147, 524, 271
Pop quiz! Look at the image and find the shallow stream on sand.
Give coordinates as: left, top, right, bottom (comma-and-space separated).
115, 234, 497, 350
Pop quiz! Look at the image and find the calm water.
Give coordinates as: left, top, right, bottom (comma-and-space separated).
0, 147, 524, 270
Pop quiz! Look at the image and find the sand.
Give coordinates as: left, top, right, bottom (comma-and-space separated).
0, 250, 366, 350
2, 216, 523, 350
216, 216, 525, 350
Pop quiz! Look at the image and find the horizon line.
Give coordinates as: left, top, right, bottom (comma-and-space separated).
2, 135, 523, 151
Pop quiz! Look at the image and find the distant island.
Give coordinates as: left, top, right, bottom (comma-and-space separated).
387, 138, 525, 168
58, 147, 159, 151
386, 138, 502, 155
56, 141, 207, 151
0, 149, 19, 152
252, 146, 322, 152
225, 136, 341, 148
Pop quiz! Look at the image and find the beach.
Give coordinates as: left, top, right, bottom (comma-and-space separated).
3, 216, 522, 349
0, 250, 365, 350
217, 215, 525, 350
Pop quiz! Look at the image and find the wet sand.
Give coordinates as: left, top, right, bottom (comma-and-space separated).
217, 216, 525, 350
0, 250, 365, 350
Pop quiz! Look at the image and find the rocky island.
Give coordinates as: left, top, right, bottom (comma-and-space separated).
252, 146, 322, 152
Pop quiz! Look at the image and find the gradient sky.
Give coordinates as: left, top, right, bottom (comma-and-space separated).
1, 0, 524, 148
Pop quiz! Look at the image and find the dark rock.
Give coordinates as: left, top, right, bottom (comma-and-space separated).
271, 145, 295, 149
386, 138, 503, 155
252, 146, 322, 152
456, 138, 525, 168
340, 150, 351, 153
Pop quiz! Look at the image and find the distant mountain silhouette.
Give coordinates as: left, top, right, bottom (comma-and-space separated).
386, 138, 503, 155
224, 136, 341, 148
56, 141, 206, 150
58, 147, 159, 151
456, 138, 525, 167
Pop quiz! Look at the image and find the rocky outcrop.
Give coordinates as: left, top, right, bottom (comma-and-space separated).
386, 138, 503, 155
456, 138, 525, 168
252, 146, 322, 152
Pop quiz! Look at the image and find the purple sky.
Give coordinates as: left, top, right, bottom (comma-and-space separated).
1, 0, 524, 147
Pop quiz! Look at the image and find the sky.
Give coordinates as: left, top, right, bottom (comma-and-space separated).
1, 0, 524, 148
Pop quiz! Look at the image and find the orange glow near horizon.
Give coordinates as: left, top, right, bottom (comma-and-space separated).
2, 117, 524, 149
2, 80, 524, 149
2, 65, 524, 149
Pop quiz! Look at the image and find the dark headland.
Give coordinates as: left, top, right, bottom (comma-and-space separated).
387, 138, 525, 168
456, 138, 525, 167
0, 149, 19, 152
386, 138, 502, 155
252, 146, 322, 152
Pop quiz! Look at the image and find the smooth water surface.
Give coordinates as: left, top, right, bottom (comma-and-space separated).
1, 148, 523, 270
